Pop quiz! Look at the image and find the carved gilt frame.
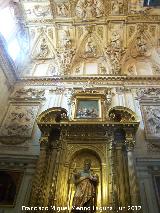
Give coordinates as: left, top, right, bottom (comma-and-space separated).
72, 93, 105, 121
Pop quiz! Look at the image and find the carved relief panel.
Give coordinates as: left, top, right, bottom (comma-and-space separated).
141, 104, 160, 140
0, 104, 39, 138
75, 0, 104, 20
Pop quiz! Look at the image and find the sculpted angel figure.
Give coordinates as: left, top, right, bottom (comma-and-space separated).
72, 160, 98, 213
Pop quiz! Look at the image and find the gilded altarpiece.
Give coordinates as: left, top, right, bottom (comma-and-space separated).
29, 91, 141, 213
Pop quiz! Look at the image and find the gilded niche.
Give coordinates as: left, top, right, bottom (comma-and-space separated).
71, 159, 98, 212
68, 150, 102, 211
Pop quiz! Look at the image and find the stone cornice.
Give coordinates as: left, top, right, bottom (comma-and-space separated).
25, 15, 160, 26
17, 75, 160, 87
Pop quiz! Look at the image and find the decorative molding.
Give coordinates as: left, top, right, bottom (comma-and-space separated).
17, 76, 160, 87
10, 88, 46, 101
136, 88, 160, 99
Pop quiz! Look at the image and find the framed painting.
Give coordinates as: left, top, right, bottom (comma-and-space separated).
75, 98, 101, 119
0, 170, 23, 207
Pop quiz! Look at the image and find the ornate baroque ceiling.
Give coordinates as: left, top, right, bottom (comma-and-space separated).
15, 0, 160, 77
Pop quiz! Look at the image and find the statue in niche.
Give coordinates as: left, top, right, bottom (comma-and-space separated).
85, 37, 97, 56
72, 159, 98, 212
110, 31, 121, 49
36, 38, 49, 59
61, 30, 72, 49
136, 35, 148, 56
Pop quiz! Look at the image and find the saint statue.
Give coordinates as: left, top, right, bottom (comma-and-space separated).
71, 159, 98, 213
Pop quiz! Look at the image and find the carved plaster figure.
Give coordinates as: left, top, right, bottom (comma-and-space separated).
85, 37, 96, 54
61, 30, 72, 49
37, 38, 49, 59
136, 35, 148, 56
76, 0, 103, 19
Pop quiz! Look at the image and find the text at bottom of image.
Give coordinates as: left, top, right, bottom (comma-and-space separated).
22, 205, 142, 212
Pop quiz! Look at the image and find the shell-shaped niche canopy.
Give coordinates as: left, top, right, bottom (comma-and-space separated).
37, 107, 68, 126
108, 106, 139, 123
